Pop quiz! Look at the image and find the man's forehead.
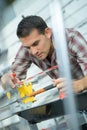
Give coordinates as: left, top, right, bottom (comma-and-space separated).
20, 32, 41, 47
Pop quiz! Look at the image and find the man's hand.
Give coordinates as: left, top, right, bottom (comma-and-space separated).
73, 79, 85, 93
52, 78, 66, 92
1, 72, 21, 89
52, 77, 86, 93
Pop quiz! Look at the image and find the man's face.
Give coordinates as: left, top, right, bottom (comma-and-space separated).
20, 28, 52, 60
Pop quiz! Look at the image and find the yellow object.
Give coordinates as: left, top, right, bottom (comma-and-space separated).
18, 82, 35, 103
6, 92, 11, 99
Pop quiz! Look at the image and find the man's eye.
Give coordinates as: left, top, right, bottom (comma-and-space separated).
33, 40, 40, 46
34, 42, 38, 46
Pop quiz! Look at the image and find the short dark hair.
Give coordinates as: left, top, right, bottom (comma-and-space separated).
17, 15, 48, 38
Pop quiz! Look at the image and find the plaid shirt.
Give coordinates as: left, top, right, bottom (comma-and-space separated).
12, 28, 87, 80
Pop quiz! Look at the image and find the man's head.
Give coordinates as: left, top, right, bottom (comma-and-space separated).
17, 15, 53, 60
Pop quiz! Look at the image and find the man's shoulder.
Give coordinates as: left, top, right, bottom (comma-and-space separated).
65, 28, 77, 34
16, 45, 29, 58
65, 28, 78, 41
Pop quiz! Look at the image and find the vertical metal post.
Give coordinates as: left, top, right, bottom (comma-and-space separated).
50, 0, 80, 129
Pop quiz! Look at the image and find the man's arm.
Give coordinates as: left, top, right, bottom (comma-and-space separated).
70, 30, 87, 92
53, 29, 87, 93
73, 76, 87, 93
1, 46, 31, 88
11, 45, 31, 80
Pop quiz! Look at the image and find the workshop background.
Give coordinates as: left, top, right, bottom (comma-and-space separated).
0, 0, 87, 90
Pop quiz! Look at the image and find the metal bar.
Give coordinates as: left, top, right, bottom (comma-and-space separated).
50, 0, 80, 129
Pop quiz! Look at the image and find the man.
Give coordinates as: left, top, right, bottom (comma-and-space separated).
1, 15, 87, 93
1, 15, 87, 130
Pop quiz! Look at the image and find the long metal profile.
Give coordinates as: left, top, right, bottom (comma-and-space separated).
50, 0, 80, 129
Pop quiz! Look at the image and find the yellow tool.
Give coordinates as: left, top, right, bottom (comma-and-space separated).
6, 82, 35, 103
6, 73, 35, 103
17, 82, 35, 103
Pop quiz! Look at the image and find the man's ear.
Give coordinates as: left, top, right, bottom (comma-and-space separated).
45, 28, 52, 38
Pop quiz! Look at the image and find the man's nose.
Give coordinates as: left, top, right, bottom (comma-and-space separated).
31, 47, 38, 55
